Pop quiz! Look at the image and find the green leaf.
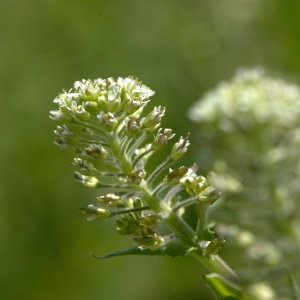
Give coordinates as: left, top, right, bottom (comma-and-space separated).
91, 237, 190, 259
204, 273, 242, 300
286, 270, 300, 300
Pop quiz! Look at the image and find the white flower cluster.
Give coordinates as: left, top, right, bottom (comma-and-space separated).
189, 68, 300, 132
50, 76, 215, 250
50, 77, 155, 123
189, 69, 300, 297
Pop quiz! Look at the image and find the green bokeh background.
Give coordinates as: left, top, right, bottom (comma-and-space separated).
2, 1, 300, 299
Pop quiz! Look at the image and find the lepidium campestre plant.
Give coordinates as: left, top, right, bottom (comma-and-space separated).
50, 77, 246, 299
189, 68, 300, 299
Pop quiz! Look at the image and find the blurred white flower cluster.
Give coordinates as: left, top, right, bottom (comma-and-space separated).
189, 68, 300, 131
189, 68, 300, 299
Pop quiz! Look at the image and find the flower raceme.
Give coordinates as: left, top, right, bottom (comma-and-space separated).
50, 75, 300, 300
50, 77, 220, 253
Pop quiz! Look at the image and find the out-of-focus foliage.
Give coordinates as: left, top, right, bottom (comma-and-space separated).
2, 0, 300, 299
189, 68, 300, 299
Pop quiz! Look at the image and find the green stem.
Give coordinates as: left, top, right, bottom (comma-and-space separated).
108, 128, 237, 284
140, 180, 237, 280
140, 181, 196, 245
164, 211, 197, 246
195, 202, 210, 241
147, 157, 173, 185
109, 132, 134, 174
172, 196, 198, 212
189, 250, 237, 279
165, 211, 237, 279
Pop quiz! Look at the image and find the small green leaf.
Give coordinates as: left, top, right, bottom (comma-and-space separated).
204, 273, 242, 300
91, 237, 190, 259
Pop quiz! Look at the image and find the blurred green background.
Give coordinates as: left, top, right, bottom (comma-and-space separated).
2, 0, 300, 299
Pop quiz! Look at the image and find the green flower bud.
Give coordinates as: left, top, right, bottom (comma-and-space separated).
170, 135, 190, 161
53, 125, 75, 149
71, 104, 90, 121
96, 194, 122, 207
181, 177, 196, 195
120, 77, 154, 113
133, 234, 164, 250
125, 117, 141, 136
143, 106, 165, 130
97, 112, 118, 131
97, 93, 108, 109
84, 144, 108, 159
164, 166, 189, 185
74, 172, 100, 188
180, 173, 208, 196
54, 125, 73, 139
124, 99, 145, 115
72, 157, 97, 175
49, 109, 72, 122
131, 199, 144, 217
152, 128, 175, 150
107, 84, 121, 112
116, 214, 140, 235
74, 80, 100, 102
127, 169, 146, 184
200, 186, 219, 202
195, 176, 207, 192
79, 204, 111, 221
84, 101, 99, 112
139, 214, 162, 227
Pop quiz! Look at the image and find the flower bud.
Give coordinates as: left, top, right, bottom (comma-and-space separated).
134, 234, 164, 250
139, 214, 162, 227
164, 166, 189, 185
200, 186, 219, 202
106, 84, 121, 112
152, 128, 175, 150
84, 101, 99, 112
133, 198, 143, 208
53, 125, 75, 149
74, 80, 100, 102
49, 109, 72, 122
116, 214, 140, 235
84, 144, 108, 159
54, 125, 73, 138
71, 104, 90, 121
171, 135, 190, 161
127, 169, 146, 184
97, 93, 107, 109
74, 172, 100, 188
123, 99, 142, 114
79, 204, 111, 221
97, 112, 118, 131
180, 173, 207, 196
83, 91, 99, 104
125, 117, 141, 136
72, 158, 97, 175
143, 106, 165, 130
96, 194, 121, 207
181, 176, 196, 195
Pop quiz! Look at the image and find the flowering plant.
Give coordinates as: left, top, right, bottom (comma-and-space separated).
50, 74, 300, 299
189, 68, 300, 300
